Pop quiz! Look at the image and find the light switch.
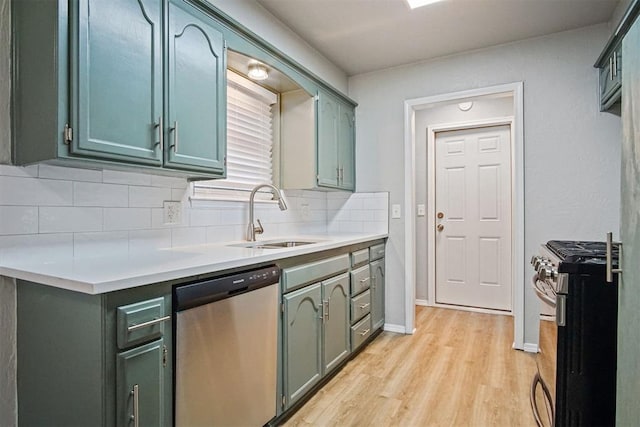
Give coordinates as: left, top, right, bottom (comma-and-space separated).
417, 204, 425, 216
392, 204, 401, 219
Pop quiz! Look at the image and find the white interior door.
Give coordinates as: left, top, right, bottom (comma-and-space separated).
434, 125, 512, 311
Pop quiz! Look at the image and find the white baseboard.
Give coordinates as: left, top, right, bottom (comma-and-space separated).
523, 342, 539, 353
415, 299, 429, 306
383, 323, 406, 334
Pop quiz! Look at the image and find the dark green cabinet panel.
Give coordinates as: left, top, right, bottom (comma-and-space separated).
117, 340, 166, 427
71, 0, 163, 164
316, 90, 355, 191
322, 273, 351, 372
283, 283, 323, 407
370, 258, 385, 332
165, 0, 226, 173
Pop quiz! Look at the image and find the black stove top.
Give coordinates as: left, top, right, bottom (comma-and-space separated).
546, 240, 619, 271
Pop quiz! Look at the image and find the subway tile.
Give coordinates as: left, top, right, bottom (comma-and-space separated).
172, 187, 189, 201
0, 164, 38, 177
218, 208, 245, 225
73, 231, 128, 259
104, 208, 151, 231
39, 164, 102, 182
172, 227, 207, 247
129, 229, 171, 254
374, 210, 389, 222
0, 176, 72, 206
74, 182, 128, 207
189, 209, 221, 227
0, 206, 38, 235
39, 207, 103, 233
103, 170, 152, 186
206, 225, 244, 243
0, 233, 74, 264
327, 198, 348, 211
326, 191, 350, 200
350, 209, 374, 222
129, 186, 171, 208
151, 174, 188, 189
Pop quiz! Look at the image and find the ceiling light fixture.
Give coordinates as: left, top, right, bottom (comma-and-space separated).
247, 63, 268, 81
405, 0, 445, 9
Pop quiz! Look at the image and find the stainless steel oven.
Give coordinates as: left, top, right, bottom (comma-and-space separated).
530, 240, 619, 427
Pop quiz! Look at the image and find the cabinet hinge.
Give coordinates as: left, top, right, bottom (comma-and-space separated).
281, 302, 284, 314
224, 156, 227, 166
63, 124, 73, 144
282, 395, 286, 409
314, 94, 319, 102
162, 345, 168, 367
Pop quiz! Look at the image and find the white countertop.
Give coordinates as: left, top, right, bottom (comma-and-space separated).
0, 233, 386, 294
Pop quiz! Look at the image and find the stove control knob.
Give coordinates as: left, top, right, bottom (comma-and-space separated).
530, 255, 541, 266
538, 265, 558, 281
534, 258, 548, 270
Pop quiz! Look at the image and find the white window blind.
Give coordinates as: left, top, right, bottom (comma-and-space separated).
194, 70, 278, 199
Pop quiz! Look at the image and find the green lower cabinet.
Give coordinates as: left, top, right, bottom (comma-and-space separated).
117, 340, 167, 427
283, 283, 323, 407
370, 258, 385, 331
322, 273, 351, 372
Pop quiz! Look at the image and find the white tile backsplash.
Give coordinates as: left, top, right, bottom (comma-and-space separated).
39, 207, 103, 233
73, 182, 129, 207
0, 165, 388, 258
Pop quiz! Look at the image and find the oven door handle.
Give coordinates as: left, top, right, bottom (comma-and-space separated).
532, 274, 556, 308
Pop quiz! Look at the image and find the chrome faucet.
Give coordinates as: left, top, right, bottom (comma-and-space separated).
247, 183, 288, 241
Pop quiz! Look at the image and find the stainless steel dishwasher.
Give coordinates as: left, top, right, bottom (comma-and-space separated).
173, 265, 280, 427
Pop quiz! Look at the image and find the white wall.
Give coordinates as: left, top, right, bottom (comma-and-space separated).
205, 0, 348, 94
349, 24, 622, 343
414, 97, 514, 301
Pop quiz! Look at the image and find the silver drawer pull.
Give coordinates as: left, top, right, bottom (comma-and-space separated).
359, 303, 370, 310
360, 328, 370, 336
128, 315, 171, 332
359, 277, 369, 283
130, 384, 139, 427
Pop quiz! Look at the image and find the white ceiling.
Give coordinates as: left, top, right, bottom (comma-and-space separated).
256, 0, 620, 76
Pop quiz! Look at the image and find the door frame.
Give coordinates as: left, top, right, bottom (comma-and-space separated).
403, 82, 525, 350
427, 118, 514, 313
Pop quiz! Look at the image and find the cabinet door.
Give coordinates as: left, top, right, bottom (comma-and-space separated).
166, 0, 226, 174
117, 339, 167, 427
71, 0, 163, 165
316, 91, 339, 188
370, 259, 385, 331
337, 103, 356, 191
322, 273, 351, 373
283, 283, 323, 408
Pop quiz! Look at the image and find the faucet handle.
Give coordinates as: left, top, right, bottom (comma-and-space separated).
254, 219, 264, 235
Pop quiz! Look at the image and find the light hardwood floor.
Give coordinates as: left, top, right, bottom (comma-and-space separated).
283, 306, 538, 427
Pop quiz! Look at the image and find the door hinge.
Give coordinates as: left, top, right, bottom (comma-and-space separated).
162, 345, 168, 367
63, 124, 73, 144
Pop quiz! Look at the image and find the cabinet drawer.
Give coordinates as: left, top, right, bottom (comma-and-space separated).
370, 243, 385, 261
117, 297, 169, 350
350, 265, 370, 295
351, 249, 369, 267
351, 314, 372, 352
351, 289, 371, 324
282, 254, 350, 293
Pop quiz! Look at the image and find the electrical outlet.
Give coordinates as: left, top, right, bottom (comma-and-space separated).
301, 203, 311, 220
163, 201, 182, 225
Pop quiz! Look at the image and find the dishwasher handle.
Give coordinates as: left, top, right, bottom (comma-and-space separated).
174, 265, 280, 312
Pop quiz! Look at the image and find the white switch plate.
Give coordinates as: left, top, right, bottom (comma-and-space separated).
391, 204, 401, 219
417, 204, 426, 216
163, 201, 182, 225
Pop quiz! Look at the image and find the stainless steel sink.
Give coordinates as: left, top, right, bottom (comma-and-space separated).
229, 239, 321, 249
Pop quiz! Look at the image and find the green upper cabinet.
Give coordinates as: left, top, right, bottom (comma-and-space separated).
71, 0, 163, 165
13, 0, 226, 178
316, 90, 356, 191
165, 0, 226, 174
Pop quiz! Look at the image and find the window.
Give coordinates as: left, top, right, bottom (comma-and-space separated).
193, 70, 278, 200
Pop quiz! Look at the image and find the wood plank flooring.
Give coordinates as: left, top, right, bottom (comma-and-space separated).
283, 306, 538, 427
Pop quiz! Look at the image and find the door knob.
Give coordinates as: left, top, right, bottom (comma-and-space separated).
437, 224, 444, 232
437, 212, 444, 219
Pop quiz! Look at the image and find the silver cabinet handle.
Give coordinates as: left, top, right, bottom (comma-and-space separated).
360, 328, 370, 336
323, 300, 329, 322
613, 52, 618, 77
609, 56, 614, 81
359, 303, 370, 310
606, 232, 622, 283
339, 166, 344, 184
127, 315, 171, 332
155, 116, 163, 152
318, 303, 324, 320
359, 277, 369, 284
130, 384, 139, 427
170, 121, 179, 152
